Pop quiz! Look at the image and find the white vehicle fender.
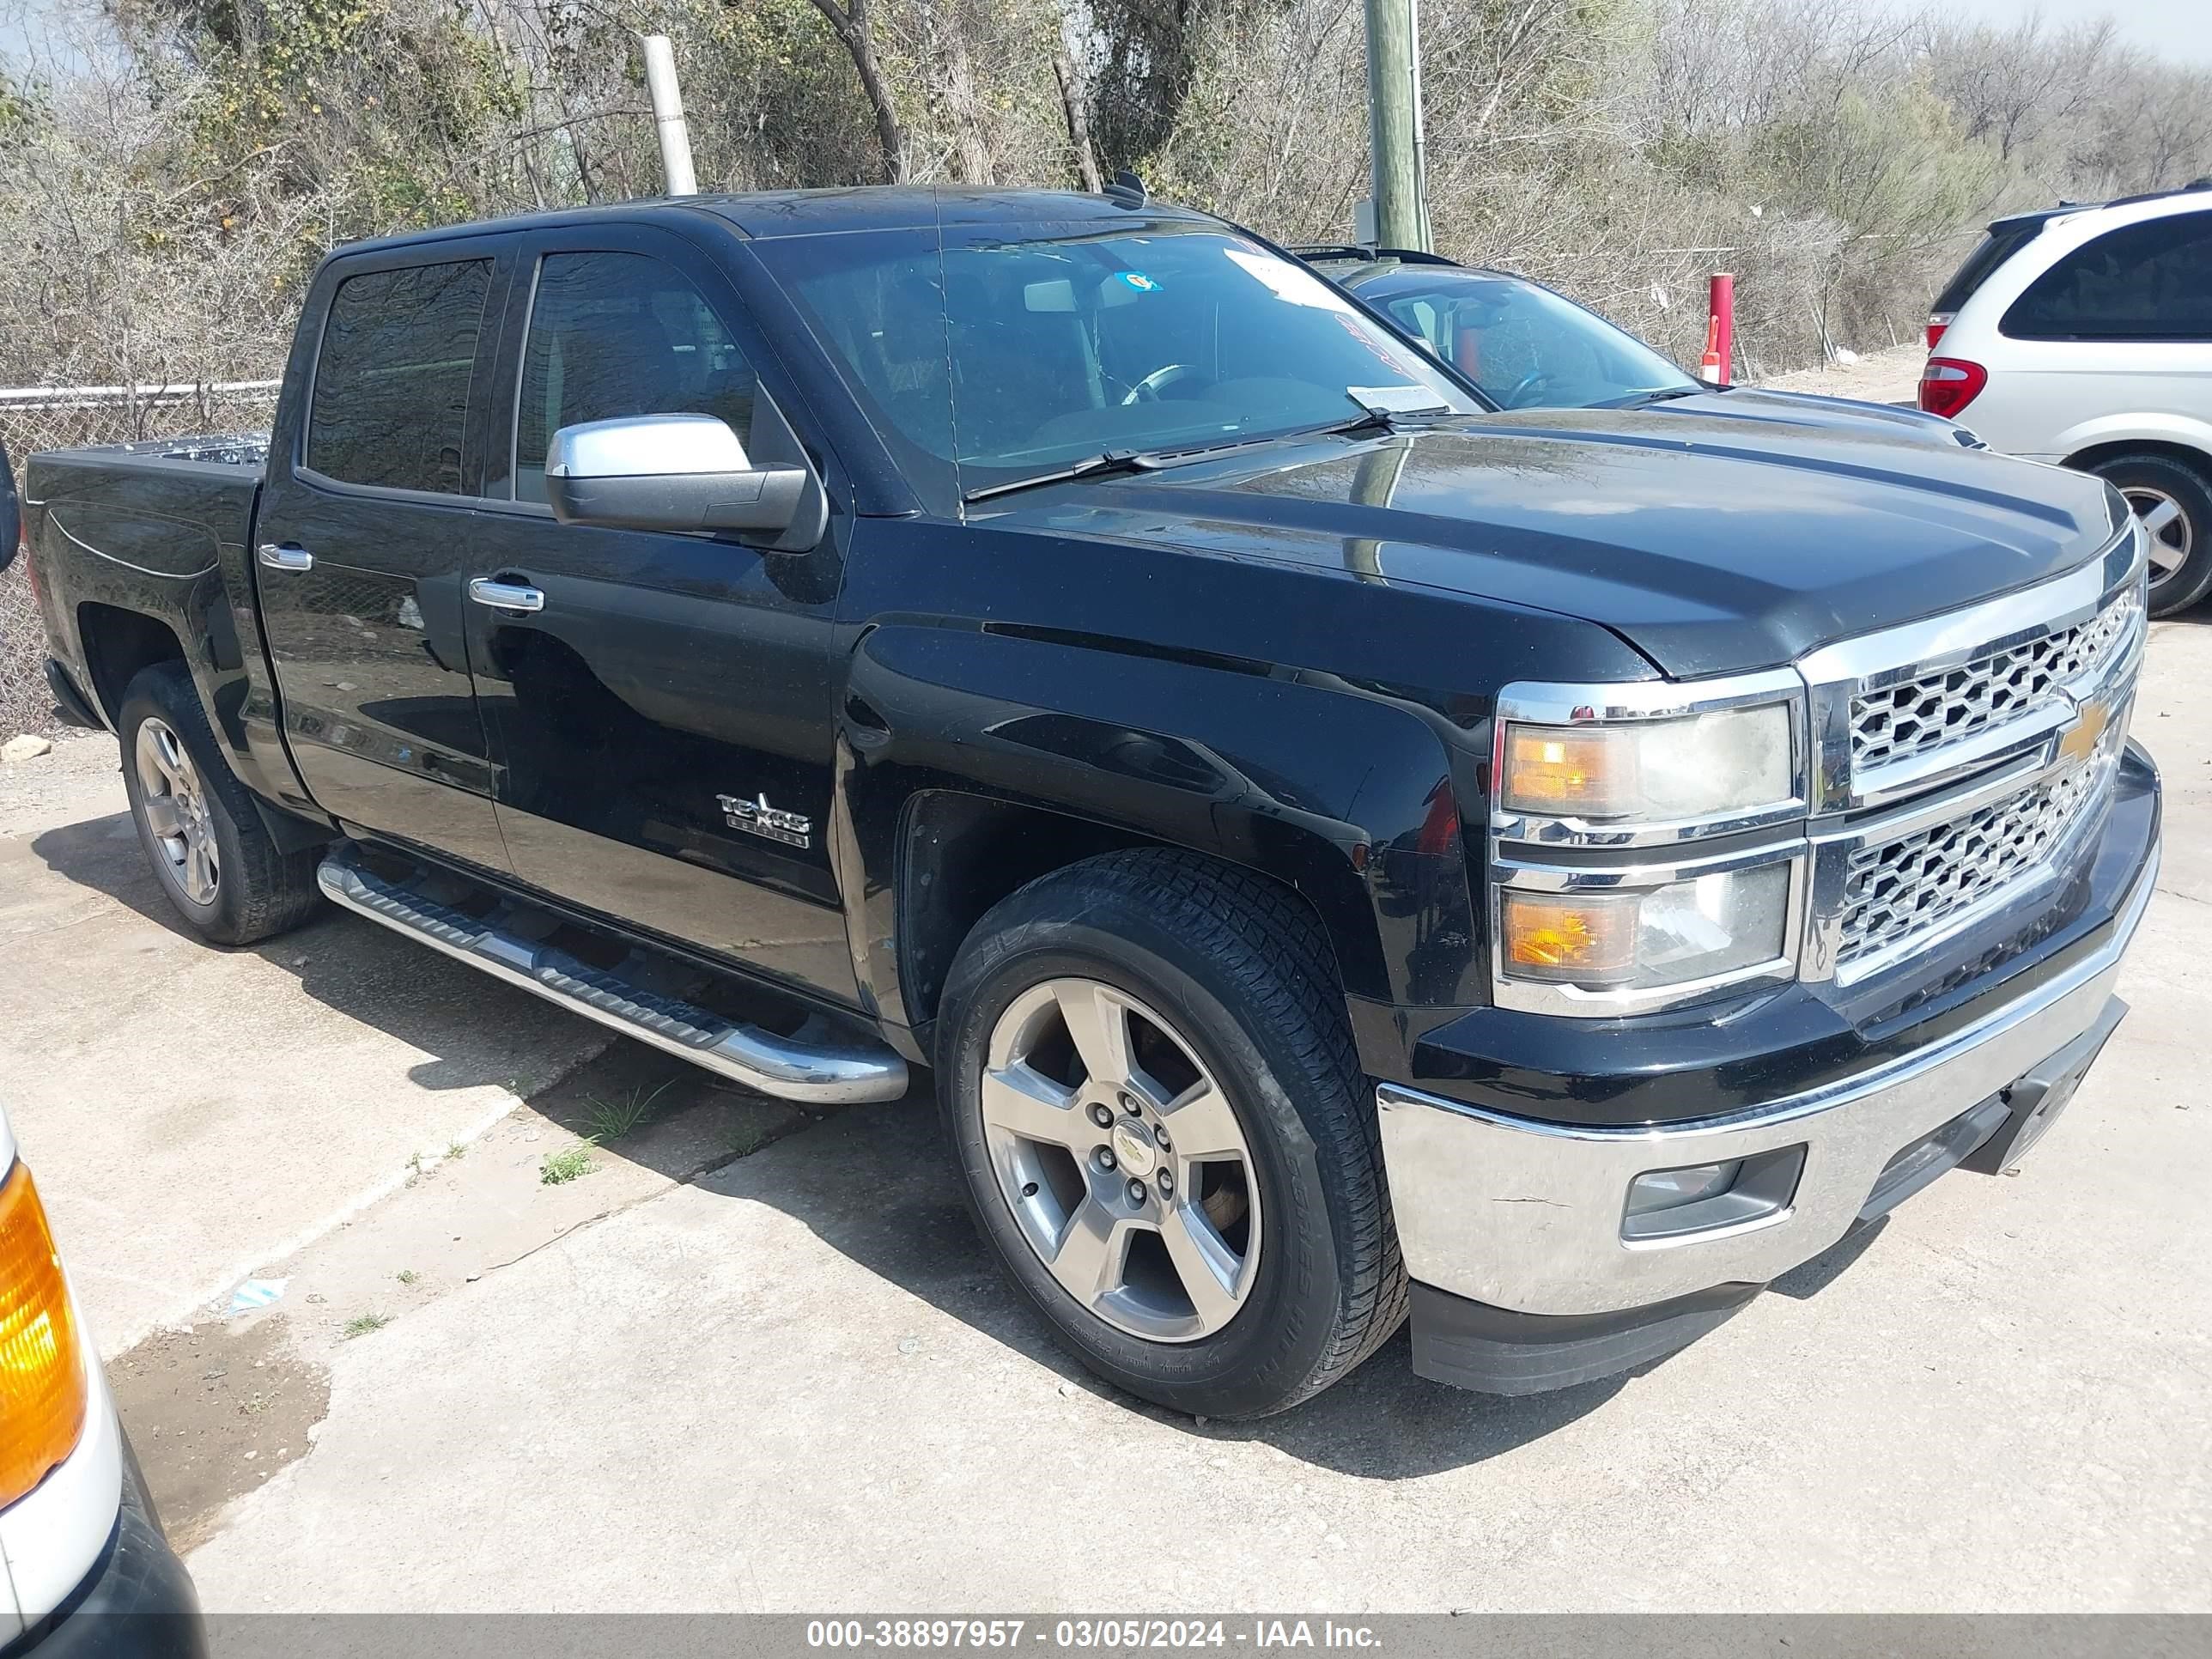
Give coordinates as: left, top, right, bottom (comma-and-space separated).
2052, 412, 2212, 469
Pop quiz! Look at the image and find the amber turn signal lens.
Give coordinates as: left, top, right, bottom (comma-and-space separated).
1500, 726, 1623, 813
0, 1162, 87, 1510
1500, 891, 1636, 980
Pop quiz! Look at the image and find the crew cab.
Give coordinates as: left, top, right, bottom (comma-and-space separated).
18, 188, 2159, 1417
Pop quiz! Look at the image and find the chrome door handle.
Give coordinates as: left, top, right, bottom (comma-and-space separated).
467, 578, 545, 613
257, 543, 313, 572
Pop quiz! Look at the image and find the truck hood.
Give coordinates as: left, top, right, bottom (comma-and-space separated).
1004, 410, 2122, 679
1621, 386, 1978, 449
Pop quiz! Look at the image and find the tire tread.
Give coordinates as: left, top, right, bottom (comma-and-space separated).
2091, 450, 2212, 617
985, 848, 1407, 1413
122, 663, 324, 945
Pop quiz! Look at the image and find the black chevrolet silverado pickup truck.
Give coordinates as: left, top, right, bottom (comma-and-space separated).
17, 188, 2160, 1417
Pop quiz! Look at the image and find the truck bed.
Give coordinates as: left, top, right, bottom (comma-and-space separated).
26, 434, 268, 588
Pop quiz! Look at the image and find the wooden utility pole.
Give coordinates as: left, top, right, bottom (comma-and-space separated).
1363, 0, 1430, 251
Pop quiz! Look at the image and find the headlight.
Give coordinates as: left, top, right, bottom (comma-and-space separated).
1490, 673, 1808, 1015
1499, 703, 1795, 824
1499, 864, 1794, 993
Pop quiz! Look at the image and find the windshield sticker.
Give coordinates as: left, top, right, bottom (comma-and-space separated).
1332, 310, 1425, 379
1223, 247, 1355, 312
1115, 270, 1159, 292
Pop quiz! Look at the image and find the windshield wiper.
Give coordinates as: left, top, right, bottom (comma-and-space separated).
962, 392, 1462, 504
963, 449, 1164, 504
1278, 396, 1461, 447
1599, 385, 1706, 409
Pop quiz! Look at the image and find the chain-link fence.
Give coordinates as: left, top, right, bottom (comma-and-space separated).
1, 381, 277, 739
0, 380, 279, 462
0, 561, 51, 744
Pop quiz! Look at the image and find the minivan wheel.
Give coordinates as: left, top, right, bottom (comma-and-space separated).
2088, 453, 2212, 617
118, 662, 325, 945
937, 848, 1407, 1419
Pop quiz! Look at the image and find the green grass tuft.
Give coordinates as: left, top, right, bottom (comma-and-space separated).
586, 1077, 677, 1143
539, 1142, 599, 1185
343, 1312, 390, 1339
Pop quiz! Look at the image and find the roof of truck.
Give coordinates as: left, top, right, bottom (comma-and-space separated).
331, 186, 1212, 261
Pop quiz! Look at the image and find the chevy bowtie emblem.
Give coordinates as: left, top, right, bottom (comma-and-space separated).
2056, 696, 2111, 769
717, 792, 812, 849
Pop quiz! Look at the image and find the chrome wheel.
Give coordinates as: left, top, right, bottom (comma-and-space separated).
978, 978, 1261, 1342
135, 718, 219, 905
2124, 484, 2194, 590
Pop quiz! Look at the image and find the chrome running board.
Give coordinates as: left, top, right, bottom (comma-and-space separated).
318, 848, 908, 1104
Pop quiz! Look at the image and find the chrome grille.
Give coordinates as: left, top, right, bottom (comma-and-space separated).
1837, 726, 2123, 972
1848, 582, 2141, 779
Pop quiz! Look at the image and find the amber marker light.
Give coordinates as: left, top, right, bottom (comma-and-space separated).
0, 1161, 88, 1509
1500, 725, 1630, 816
1500, 890, 1637, 980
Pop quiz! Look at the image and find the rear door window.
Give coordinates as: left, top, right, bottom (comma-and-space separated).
307, 260, 494, 494
1932, 224, 2043, 317
2002, 213, 2212, 342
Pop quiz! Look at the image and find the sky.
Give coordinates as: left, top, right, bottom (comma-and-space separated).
1931, 0, 2212, 64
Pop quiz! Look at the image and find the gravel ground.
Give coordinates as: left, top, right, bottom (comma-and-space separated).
1758, 343, 1925, 405
0, 727, 116, 836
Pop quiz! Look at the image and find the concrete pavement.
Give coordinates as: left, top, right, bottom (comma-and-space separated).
183, 1061, 2209, 1610
0, 734, 611, 1354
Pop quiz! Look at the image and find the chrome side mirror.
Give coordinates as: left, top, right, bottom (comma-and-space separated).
545, 414, 811, 539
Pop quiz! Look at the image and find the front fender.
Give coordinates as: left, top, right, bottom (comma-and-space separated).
836, 617, 1486, 1060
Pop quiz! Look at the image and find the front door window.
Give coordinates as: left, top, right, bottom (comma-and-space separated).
512, 252, 759, 504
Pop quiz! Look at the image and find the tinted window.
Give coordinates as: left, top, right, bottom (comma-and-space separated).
514, 252, 757, 505
1932, 223, 2042, 315
756, 222, 1478, 490
1366, 271, 1693, 408
2002, 214, 2212, 342
308, 260, 492, 493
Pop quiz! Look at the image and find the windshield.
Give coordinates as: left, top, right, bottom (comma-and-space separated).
1354, 268, 1696, 410
755, 220, 1481, 495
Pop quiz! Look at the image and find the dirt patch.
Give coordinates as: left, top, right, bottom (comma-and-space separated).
1756, 341, 1924, 405
107, 1315, 330, 1551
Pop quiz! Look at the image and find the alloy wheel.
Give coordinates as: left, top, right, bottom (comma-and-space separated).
2124, 484, 2195, 598
977, 978, 1261, 1342
135, 718, 219, 905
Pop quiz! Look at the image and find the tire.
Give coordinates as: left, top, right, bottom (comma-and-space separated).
936, 848, 1407, 1418
2087, 451, 2212, 617
118, 662, 325, 945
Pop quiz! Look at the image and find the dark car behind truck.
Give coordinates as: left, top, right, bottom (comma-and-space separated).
20, 187, 2159, 1417
1301, 244, 1983, 449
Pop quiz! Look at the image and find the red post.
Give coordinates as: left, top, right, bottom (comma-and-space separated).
1700, 272, 1735, 386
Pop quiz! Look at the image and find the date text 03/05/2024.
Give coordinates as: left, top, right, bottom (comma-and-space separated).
805, 1621, 1384, 1650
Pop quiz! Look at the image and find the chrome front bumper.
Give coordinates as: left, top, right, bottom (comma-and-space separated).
1376, 842, 2158, 1318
